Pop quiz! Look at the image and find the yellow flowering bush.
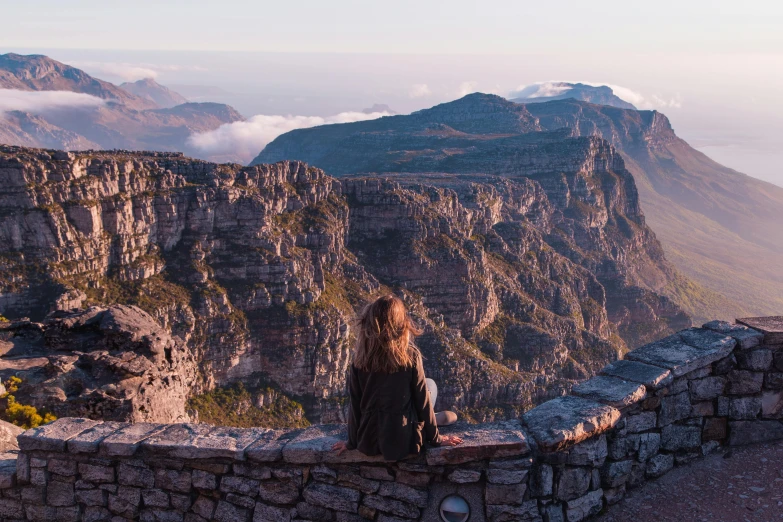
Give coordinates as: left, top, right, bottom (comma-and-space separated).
1, 376, 57, 429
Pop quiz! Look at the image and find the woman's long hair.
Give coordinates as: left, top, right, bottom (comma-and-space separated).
353, 294, 422, 373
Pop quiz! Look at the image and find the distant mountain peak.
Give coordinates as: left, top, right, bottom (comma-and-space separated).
362, 103, 396, 115
119, 77, 188, 109
414, 92, 523, 116
0, 53, 245, 160
510, 82, 637, 110
0, 53, 157, 111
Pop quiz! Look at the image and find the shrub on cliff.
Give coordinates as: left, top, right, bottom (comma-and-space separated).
188, 382, 310, 429
0, 377, 57, 429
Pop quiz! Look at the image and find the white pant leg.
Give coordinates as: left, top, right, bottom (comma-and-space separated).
425, 378, 437, 410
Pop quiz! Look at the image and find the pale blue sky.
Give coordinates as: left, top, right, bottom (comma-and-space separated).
1, 1, 783, 184
3, 0, 782, 54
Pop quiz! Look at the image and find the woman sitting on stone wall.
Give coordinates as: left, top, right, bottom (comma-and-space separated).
332, 294, 462, 460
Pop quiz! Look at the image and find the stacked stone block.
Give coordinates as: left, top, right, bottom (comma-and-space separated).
0, 317, 782, 522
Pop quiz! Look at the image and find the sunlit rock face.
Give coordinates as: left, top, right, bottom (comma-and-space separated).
254, 93, 691, 347
0, 305, 198, 423
0, 140, 688, 423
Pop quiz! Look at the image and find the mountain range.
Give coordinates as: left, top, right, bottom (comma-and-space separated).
253, 93, 783, 324
1, 54, 782, 426
0, 53, 243, 159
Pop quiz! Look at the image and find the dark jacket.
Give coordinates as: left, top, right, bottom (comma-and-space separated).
346, 354, 442, 461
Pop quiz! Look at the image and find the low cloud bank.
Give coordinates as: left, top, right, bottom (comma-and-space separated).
71, 61, 207, 82
513, 82, 574, 99
187, 110, 392, 164
510, 81, 682, 109
409, 84, 432, 98
457, 81, 479, 98
0, 89, 104, 115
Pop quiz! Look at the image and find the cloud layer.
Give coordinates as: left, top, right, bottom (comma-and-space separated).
512, 82, 574, 99
0, 89, 104, 115
71, 61, 207, 82
457, 81, 479, 98
187, 110, 392, 163
409, 84, 431, 98
509, 81, 682, 109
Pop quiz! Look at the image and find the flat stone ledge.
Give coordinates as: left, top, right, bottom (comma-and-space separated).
99, 422, 166, 456
19, 417, 530, 467
426, 420, 529, 465
626, 328, 735, 377
18, 418, 101, 452
140, 423, 271, 460
245, 429, 289, 462
703, 320, 764, 349
67, 421, 125, 453
522, 395, 621, 453
736, 316, 783, 345
600, 359, 672, 389
282, 424, 388, 464
572, 375, 647, 408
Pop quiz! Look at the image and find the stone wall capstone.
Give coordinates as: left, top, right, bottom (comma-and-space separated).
1, 317, 782, 522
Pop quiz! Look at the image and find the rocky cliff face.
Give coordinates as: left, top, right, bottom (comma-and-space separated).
0, 143, 685, 424
254, 93, 783, 325
254, 94, 691, 348
520, 100, 783, 322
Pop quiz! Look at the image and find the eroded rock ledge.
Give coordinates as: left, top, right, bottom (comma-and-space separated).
1, 317, 782, 522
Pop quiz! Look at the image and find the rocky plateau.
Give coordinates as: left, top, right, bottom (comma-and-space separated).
0, 139, 690, 425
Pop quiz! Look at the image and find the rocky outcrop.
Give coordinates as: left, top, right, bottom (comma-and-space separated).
0, 419, 22, 451
0, 146, 356, 421
0, 305, 198, 423
0, 144, 689, 423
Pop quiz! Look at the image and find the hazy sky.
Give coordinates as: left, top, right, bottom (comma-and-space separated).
4, 1, 782, 54
2, 1, 782, 185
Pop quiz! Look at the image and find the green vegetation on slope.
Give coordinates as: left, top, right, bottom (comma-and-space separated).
621, 147, 783, 323
187, 383, 310, 429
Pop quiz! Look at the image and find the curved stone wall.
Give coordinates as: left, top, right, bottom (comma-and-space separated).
0, 317, 782, 522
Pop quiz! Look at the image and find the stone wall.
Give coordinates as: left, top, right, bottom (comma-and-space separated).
1, 317, 782, 522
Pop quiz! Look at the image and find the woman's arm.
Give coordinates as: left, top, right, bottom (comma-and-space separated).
347, 365, 362, 450
412, 354, 442, 446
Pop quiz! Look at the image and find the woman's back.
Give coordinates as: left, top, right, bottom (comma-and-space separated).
348, 354, 439, 461
335, 294, 461, 461
352, 366, 413, 414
